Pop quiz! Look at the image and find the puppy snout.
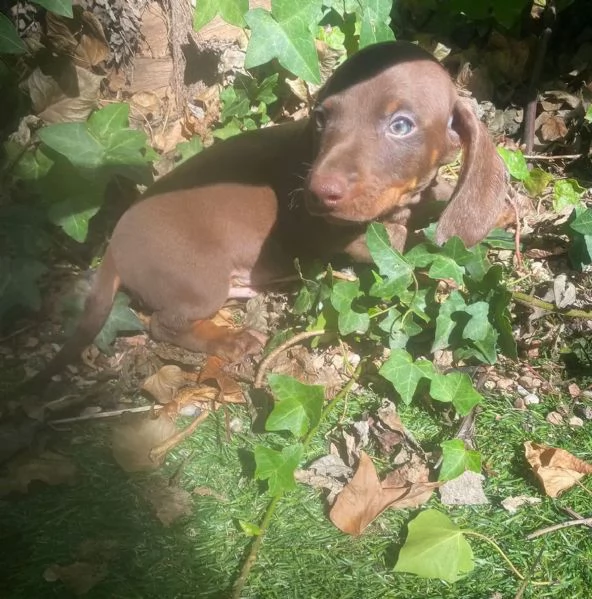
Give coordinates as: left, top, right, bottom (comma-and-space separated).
308, 172, 350, 209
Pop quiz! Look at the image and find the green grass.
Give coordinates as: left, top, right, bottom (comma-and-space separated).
1, 384, 591, 598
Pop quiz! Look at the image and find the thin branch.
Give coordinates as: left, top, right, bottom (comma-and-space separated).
523, 154, 582, 161
50, 404, 164, 425
254, 329, 327, 388
526, 517, 592, 540
512, 291, 592, 319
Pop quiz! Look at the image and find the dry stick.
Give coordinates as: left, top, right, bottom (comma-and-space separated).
50, 404, 164, 425
254, 329, 327, 388
522, 154, 582, 161
526, 517, 592, 540
149, 408, 210, 464
231, 363, 363, 599
522, 2, 555, 153
507, 189, 523, 268
513, 546, 546, 599
511, 292, 592, 319
561, 507, 592, 529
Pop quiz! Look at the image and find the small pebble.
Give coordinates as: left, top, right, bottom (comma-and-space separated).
496, 378, 514, 391
516, 385, 529, 397
483, 380, 496, 391
546, 411, 564, 425
523, 393, 540, 406
513, 398, 526, 411
568, 416, 584, 428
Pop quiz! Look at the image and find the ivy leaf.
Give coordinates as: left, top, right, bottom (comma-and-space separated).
429, 372, 482, 416
31, 0, 73, 18
394, 509, 474, 583
379, 350, 435, 405
244, 0, 322, 83
427, 255, 464, 286
0, 13, 26, 54
491, 288, 517, 359
553, 179, 584, 212
254, 443, 304, 496
439, 439, 482, 481
48, 199, 101, 243
330, 279, 359, 312
194, 0, 248, 29
366, 223, 413, 287
39, 123, 105, 168
570, 207, 592, 235
524, 168, 552, 196
404, 243, 436, 268
357, 0, 395, 47
462, 302, 490, 342
87, 103, 130, 140
175, 136, 204, 165
470, 325, 499, 365
431, 290, 466, 352
266, 374, 324, 438
497, 147, 529, 181
239, 520, 262, 537
330, 279, 369, 335
441, 236, 474, 265
338, 309, 370, 335
94, 293, 145, 353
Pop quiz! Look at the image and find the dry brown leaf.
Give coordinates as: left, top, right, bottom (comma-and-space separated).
0, 450, 77, 497
329, 452, 437, 535
45, 8, 110, 68
44, 562, 107, 595
141, 477, 192, 526
524, 441, 592, 498
111, 412, 177, 472
199, 356, 243, 396
25, 65, 103, 123
142, 365, 188, 404
540, 114, 568, 141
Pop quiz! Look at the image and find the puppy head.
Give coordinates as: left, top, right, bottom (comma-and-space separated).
306, 41, 507, 247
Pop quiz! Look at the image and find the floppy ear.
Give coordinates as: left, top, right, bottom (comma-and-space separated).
435, 99, 508, 247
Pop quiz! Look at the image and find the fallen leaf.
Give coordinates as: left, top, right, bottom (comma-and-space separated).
199, 356, 243, 395
540, 114, 568, 141
439, 471, 489, 505
43, 562, 107, 595
111, 412, 177, 472
142, 365, 188, 404
524, 441, 592, 497
0, 450, 77, 497
295, 454, 352, 502
329, 452, 437, 535
141, 476, 192, 526
501, 495, 542, 514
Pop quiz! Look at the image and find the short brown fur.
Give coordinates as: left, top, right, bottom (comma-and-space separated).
26, 41, 507, 388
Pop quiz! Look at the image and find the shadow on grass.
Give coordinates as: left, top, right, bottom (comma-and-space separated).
0, 441, 235, 599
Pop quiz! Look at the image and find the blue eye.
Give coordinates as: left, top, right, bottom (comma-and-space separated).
389, 115, 415, 137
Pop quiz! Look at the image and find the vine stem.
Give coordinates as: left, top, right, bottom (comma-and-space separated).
463, 531, 552, 586
511, 291, 592, 319
231, 361, 365, 598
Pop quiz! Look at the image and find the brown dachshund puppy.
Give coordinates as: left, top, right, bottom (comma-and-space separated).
28, 41, 507, 385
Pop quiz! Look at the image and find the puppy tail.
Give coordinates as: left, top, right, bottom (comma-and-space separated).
22, 248, 121, 393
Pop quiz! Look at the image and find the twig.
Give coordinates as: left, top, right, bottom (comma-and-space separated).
561, 507, 592, 528
0, 323, 36, 343
507, 189, 523, 268
512, 292, 592, 319
50, 404, 164, 425
526, 517, 592, 540
523, 154, 582, 161
513, 546, 546, 599
254, 330, 327, 388
149, 408, 210, 464
522, 2, 556, 153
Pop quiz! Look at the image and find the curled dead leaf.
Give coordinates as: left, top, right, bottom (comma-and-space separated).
111, 412, 177, 472
524, 441, 592, 498
141, 476, 192, 526
142, 365, 188, 404
0, 450, 77, 497
44, 562, 107, 595
329, 452, 438, 536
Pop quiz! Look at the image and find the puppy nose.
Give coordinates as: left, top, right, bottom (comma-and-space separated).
309, 172, 349, 205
